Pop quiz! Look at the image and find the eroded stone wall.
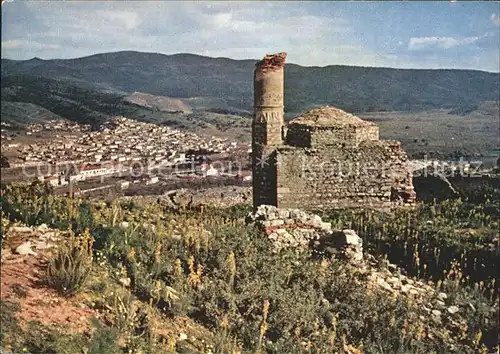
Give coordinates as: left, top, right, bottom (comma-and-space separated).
354, 125, 379, 144
246, 205, 363, 262
252, 147, 278, 207
275, 140, 415, 211
286, 125, 380, 148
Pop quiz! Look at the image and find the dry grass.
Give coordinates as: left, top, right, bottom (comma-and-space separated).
359, 104, 499, 158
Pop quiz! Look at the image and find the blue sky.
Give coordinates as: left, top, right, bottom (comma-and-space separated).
1, 1, 499, 72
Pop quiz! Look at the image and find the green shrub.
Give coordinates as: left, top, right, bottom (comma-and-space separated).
0, 300, 22, 350
45, 228, 93, 296
212, 328, 241, 354
21, 322, 88, 354
88, 318, 120, 354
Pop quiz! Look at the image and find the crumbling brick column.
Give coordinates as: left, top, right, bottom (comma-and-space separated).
253, 52, 286, 146
252, 52, 286, 210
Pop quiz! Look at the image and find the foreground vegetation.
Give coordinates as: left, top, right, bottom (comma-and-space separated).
322, 196, 499, 299
0, 182, 498, 353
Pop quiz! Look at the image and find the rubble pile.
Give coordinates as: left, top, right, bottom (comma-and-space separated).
1, 224, 63, 263
246, 205, 363, 262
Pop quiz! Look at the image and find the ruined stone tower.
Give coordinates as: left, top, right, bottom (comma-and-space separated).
251, 52, 416, 211
252, 53, 286, 208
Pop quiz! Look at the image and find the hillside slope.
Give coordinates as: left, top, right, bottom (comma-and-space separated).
1, 75, 121, 127
2, 51, 498, 114
1, 101, 65, 127
124, 92, 192, 113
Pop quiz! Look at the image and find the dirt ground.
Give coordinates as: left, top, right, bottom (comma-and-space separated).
1, 255, 99, 332
1, 227, 101, 334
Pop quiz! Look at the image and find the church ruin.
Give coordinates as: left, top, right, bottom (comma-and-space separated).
252, 52, 416, 211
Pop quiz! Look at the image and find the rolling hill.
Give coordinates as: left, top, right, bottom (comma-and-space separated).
2, 50, 499, 117
1, 101, 65, 127
124, 92, 192, 114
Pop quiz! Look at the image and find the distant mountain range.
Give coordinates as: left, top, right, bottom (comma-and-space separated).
1, 50, 499, 127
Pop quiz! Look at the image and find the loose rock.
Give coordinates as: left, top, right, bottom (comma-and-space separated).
376, 278, 394, 293
37, 223, 49, 232
431, 309, 442, 317
11, 226, 32, 233
437, 292, 448, 301
34, 240, 55, 250
15, 241, 37, 256
119, 277, 131, 288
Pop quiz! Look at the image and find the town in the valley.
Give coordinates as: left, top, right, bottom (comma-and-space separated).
0, 117, 253, 198
1, 113, 495, 203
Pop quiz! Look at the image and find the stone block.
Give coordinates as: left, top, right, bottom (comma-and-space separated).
11, 226, 32, 233
261, 220, 272, 228
268, 232, 279, 240
270, 219, 285, 227
309, 214, 323, 228
320, 222, 332, 232
277, 209, 290, 219
289, 209, 302, 219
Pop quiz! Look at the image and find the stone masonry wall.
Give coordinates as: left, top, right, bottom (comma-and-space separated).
310, 127, 354, 147
286, 124, 380, 148
252, 147, 278, 207
275, 140, 415, 211
354, 125, 379, 143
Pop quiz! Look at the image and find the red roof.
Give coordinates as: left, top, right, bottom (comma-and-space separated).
80, 164, 102, 171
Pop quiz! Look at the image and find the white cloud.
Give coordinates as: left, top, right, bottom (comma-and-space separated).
1, 39, 60, 50
408, 35, 482, 50
1, 2, 351, 63
491, 13, 500, 26
210, 12, 233, 29
0, 2, 498, 72
96, 10, 140, 31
